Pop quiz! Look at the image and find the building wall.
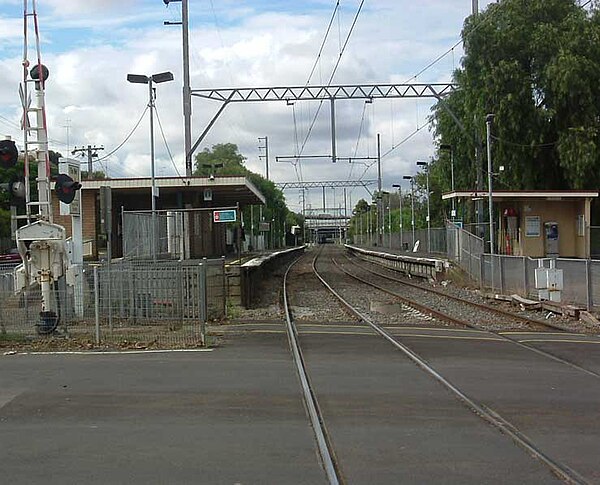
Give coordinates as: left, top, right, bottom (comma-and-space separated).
51, 190, 97, 258
498, 199, 588, 258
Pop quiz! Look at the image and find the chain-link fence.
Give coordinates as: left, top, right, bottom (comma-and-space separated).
355, 227, 447, 254
447, 222, 600, 309
447, 222, 484, 281
479, 254, 600, 309
123, 211, 185, 260
0, 258, 226, 347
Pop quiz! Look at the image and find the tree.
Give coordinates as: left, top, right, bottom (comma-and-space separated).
0, 150, 65, 237
194, 143, 246, 176
194, 143, 299, 248
431, 0, 600, 195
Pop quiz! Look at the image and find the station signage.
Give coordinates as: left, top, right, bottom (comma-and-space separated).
213, 209, 237, 223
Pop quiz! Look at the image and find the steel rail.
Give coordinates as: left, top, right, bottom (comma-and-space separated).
352, 252, 569, 332
340, 255, 600, 380
312, 254, 589, 485
282, 252, 343, 485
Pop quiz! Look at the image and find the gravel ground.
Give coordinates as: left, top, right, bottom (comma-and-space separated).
233, 245, 594, 335
342, 252, 597, 334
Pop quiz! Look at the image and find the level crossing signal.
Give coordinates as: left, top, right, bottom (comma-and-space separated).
0, 139, 18, 168
54, 173, 82, 204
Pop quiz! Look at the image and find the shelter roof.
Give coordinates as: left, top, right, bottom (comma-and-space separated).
81, 176, 265, 205
442, 190, 599, 201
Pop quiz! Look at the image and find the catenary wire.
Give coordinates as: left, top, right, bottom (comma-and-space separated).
299, 0, 367, 156
94, 105, 148, 163
155, 105, 185, 179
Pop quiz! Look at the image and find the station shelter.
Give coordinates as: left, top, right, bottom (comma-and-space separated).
442, 191, 599, 258
51, 176, 266, 260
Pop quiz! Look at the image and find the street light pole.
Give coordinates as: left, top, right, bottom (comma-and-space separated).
387, 204, 391, 249
148, 78, 156, 244
403, 175, 415, 249
392, 183, 402, 250
127, 71, 174, 260
486, 114, 495, 255
440, 144, 455, 220
377, 133, 383, 247
417, 161, 431, 253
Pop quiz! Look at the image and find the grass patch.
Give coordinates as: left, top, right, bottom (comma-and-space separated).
0, 333, 29, 344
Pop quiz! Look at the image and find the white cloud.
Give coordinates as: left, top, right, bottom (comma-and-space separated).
0, 0, 497, 210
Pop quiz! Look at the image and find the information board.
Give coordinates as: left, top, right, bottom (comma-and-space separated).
213, 209, 237, 223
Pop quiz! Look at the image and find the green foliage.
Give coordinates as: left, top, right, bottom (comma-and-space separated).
431, 0, 600, 195
81, 170, 107, 180
0, 150, 63, 237
194, 143, 246, 176
194, 143, 302, 246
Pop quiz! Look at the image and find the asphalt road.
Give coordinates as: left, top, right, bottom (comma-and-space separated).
298, 331, 559, 484
0, 334, 326, 485
3, 325, 600, 483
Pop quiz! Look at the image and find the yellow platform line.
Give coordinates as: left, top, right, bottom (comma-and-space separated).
501, 331, 580, 336
518, 339, 600, 345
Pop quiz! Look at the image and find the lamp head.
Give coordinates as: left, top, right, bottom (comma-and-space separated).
152, 71, 174, 84
127, 74, 149, 84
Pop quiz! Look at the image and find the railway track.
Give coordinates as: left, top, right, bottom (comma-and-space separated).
282, 247, 591, 484
336, 252, 600, 380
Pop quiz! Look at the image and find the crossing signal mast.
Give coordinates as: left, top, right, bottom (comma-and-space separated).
11, 0, 81, 334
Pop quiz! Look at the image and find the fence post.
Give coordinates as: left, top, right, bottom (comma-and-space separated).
179, 262, 185, 323
94, 266, 100, 345
586, 258, 593, 311
522, 256, 527, 297
480, 254, 485, 291
221, 255, 227, 318
198, 262, 207, 346
129, 262, 136, 323
500, 256, 505, 295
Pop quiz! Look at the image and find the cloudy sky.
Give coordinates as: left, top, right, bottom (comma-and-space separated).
0, 0, 494, 212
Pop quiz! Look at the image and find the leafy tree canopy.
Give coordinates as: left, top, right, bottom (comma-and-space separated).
194, 143, 247, 177
431, 0, 600, 193
193, 143, 303, 243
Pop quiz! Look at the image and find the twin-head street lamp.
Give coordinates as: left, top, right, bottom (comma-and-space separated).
392, 183, 403, 250
439, 144, 456, 220
402, 175, 415, 249
127, 71, 174, 259
416, 160, 431, 253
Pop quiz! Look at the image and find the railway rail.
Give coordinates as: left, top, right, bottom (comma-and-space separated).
281, 246, 592, 484
337, 252, 600, 380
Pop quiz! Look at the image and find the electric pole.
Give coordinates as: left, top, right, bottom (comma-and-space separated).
377, 133, 383, 246
72, 145, 104, 180
258, 136, 269, 180
164, 0, 192, 177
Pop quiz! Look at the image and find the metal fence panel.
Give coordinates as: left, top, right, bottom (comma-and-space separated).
0, 258, 226, 346
123, 211, 184, 260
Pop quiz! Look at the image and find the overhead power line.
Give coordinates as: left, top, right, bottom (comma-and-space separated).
95, 105, 149, 163
305, 1, 340, 86
299, 0, 367, 156
155, 107, 184, 179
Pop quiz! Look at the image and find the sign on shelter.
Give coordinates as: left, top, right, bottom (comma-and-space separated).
213, 209, 236, 223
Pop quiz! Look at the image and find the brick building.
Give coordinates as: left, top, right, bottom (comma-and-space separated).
51, 176, 265, 260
